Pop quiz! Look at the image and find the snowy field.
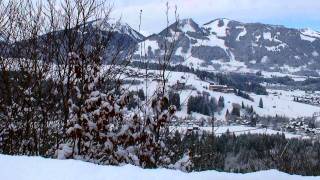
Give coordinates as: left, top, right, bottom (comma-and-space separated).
126, 68, 320, 121
0, 155, 319, 180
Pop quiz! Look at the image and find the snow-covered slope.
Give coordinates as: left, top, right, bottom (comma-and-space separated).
125, 68, 320, 120
0, 155, 317, 180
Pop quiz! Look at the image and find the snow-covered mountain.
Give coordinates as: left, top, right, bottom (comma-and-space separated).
135, 18, 320, 76
6, 17, 320, 76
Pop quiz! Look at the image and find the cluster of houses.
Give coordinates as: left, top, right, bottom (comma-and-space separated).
293, 93, 320, 106
170, 81, 235, 94
124, 69, 167, 82
283, 117, 320, 136
124, 68, 160, 79
170, 80, 195, 91
208, 83, 234, 93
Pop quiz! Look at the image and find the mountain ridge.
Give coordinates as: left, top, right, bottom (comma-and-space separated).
134, 17, 320, 77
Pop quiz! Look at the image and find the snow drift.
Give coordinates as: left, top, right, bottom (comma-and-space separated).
0, 155, 318, 180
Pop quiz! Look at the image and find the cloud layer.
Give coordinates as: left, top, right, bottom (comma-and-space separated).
112, 0, 320, 35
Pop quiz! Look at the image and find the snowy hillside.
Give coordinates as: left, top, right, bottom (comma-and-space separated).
125, 68, 320, 120
0, 155, 318, 180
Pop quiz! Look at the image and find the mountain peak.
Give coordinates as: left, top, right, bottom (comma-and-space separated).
178, 18, 201, 33
88, 19, 145, 42
158, 18, 202, 36
204, 18, 232, 26
179, 18, 196, 25
115, 22, 145, 41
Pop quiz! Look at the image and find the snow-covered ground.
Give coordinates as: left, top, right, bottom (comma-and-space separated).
0, 155, 318, 180
125, 68, 320, 121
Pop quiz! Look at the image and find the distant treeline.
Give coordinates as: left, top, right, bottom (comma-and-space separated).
131, 61, 320, 93
167, 131, 320, 176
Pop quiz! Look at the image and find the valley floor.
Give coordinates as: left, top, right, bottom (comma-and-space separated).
170, 125, 304, 138
0, 155, 319, 180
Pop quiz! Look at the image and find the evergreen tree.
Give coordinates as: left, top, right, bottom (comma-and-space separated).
250, 114, 257, 127
259, 98, 264, 108
225, 109, 230, 117
187, 95, 218, 116
231, 103, 241, 117
250, 105, 254, 114
218, 96, 225, 108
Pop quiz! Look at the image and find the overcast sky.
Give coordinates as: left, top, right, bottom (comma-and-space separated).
111, 0, 320, 36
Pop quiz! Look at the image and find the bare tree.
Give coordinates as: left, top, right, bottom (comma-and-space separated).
0, 0, 189, 170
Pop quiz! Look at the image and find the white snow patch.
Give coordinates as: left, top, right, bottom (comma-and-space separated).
263, 32, 272, 41
261, 56, 269, 63
143, 40, 159, 52
181, 19, 196, 33
255, 35, 262, 42
249, 60, 256, 64
265, 44, 287, 52
300, 34, 316, 42
176, 47, 184, 56
280, 65, 304, 74
204, 19, 230, 37
200, 34, 226, 50
294, 56, 301, 60
236, 27, 247, 41
301, 28, 320, 38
